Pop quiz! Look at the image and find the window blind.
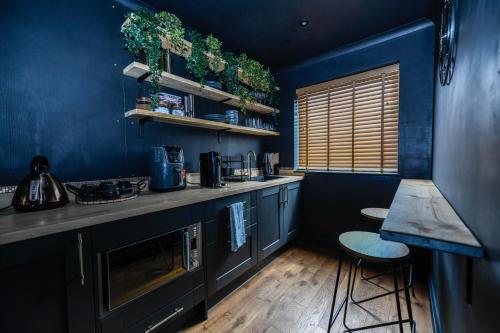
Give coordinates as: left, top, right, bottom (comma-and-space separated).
295, 64, 399, 173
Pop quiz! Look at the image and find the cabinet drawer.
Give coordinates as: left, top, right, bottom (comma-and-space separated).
100, 268, 204, 332
123, 289, 195, 333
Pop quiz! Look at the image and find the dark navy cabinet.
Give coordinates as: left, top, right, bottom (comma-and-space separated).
257, 182, 302, 261
0, 180, 301, 332
257, 186, 282, 261
0, 230, 96, 333
205, 192, 258, 297
282, 182, 301, 242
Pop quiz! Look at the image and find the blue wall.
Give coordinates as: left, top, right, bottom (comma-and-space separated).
0, 0, 263, 185
431, 1, 500, 332
268, 20, 436, 248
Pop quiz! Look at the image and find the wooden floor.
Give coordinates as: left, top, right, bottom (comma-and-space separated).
183, 245, 432, 333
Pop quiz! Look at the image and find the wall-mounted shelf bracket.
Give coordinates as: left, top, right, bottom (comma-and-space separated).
465, 257, 474, 305
216, 129, 229, 143
138, 116, 152, 138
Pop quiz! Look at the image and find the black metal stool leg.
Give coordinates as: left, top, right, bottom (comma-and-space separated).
392, 264, 404, 333
328, 253, 346, 333
402, 264, 415, 333
342, 258, 354, 331
350, 259, 361, 302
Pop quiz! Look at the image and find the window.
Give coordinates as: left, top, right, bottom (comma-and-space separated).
294, 64, 399, 173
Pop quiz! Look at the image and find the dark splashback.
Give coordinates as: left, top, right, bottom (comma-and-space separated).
0, 0, 263, 185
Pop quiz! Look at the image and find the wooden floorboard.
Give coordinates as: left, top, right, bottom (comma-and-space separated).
183, 245, 432, 333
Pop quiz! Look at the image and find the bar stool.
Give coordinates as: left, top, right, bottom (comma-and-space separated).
359, 208, 390, 281
360, 208, 415, 296
327, 231, 415, 333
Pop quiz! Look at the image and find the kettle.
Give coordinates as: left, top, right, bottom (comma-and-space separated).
12, 156, 69, 212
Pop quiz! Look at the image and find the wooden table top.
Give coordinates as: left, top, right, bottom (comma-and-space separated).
380, 179, 483, 258
361, 208, 389, 221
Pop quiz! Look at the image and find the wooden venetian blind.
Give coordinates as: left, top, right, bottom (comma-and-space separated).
295, 63, 399, 173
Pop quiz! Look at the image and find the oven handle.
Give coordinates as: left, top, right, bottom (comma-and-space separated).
144, 307, 184, 333
182, 231, 190, 271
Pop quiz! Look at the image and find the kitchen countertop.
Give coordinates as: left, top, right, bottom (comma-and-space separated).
0, 176, 303, 246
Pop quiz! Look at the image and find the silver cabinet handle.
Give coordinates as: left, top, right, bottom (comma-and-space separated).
145, 307, 184, 333
285, 186, 289, 204
77, 232, 85, 286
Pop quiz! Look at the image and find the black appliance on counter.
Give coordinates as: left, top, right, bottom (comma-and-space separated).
200, 151, 223, 187
149, 146, 186, 192
12, 155, 69, 212
66, 180, 146, 205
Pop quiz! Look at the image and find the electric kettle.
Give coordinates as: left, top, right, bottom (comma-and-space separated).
12, 156, 69, 212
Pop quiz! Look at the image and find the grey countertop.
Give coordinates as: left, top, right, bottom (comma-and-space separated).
0, 176, 303, 246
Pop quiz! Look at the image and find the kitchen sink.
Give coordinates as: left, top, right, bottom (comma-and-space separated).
223, 175, 286, 182
248, 175, 286, 182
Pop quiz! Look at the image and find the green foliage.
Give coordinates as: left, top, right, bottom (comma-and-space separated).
186, 30, 209, 85
122, 9, 185, 109
122, 9, 279, 117
237, 54, 273, 95
205, 35, 223, 74
156, 11, 186, 55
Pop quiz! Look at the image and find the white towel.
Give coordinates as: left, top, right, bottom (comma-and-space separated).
229, 202, 246, 252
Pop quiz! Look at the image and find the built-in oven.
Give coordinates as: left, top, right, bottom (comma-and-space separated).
100, 222, 202, 312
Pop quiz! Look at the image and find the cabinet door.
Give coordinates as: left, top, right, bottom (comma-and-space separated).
0, 230, 95, 333
257, 186, 282, 261
205, 194, 257, 297
65, 230, 96, 333
283, 182, 301, 242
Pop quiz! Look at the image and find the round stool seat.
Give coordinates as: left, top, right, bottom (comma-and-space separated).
339, 231, 409, 263
361, 208, 389, 222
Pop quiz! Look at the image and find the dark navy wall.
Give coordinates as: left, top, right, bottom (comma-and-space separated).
268, 20, 435, 249
0, 0, 263, 185
431, 1, 500, 332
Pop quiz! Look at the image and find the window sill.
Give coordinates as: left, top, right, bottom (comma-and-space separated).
294, 169, 400, 177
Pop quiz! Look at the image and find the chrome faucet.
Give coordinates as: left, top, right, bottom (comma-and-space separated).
247, 150, 257, 181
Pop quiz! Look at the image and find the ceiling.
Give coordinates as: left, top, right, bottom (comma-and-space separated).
145, 0, 436, 70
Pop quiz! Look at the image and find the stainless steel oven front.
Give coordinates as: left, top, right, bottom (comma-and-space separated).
100, 222, 202, 311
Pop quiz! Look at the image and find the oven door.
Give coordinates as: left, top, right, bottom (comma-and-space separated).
102, 223, 201, 311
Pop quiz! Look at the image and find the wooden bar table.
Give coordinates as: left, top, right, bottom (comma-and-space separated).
380, 179, 483, 258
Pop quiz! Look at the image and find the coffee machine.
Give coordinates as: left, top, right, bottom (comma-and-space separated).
149, 146, 186, 192
200, 152, 223, 187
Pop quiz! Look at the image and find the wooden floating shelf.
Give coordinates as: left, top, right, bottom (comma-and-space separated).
121, 18, 279, 91
125, 109, 280, 137
123, 62, 278, 115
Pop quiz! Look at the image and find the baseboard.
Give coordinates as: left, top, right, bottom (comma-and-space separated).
428, 276, 442, 333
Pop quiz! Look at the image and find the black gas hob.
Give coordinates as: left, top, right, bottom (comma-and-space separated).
66, 180, 146, 205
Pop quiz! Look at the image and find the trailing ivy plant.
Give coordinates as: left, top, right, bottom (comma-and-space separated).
156, 11, 186, 55
237, 54, 273, 96
205, 34, 223, 74
122, 9, 185, 109
186, 30, 209, 85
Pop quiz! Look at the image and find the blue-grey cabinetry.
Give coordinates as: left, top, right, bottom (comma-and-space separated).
205, 192, 258, 297
282, 182, 301, 242
257, 182, 302, 261
0, 230, 95, 333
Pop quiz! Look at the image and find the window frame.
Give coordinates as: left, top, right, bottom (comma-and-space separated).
294, 63, 400, 175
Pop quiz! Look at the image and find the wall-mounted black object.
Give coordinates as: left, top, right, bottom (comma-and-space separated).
149, 146, 186, 192
12, 156, 68, 212
439, 0, 458, 85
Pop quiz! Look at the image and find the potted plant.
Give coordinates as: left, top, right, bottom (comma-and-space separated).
121, 9, 185, 109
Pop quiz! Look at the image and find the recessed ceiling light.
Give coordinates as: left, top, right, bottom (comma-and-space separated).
299, 20, 309, 27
